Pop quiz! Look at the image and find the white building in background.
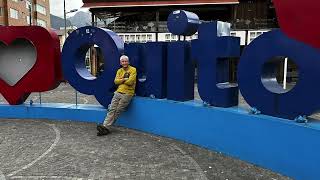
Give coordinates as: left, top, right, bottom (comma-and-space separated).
117, 29, 270, 46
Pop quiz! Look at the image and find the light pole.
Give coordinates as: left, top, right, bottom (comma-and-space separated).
64, 0, 66, 40
64, 9, 77, 40
63, 1, 78, 105
63, 0, 77, 41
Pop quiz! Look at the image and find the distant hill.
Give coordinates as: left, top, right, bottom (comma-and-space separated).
67, 11, 91, 28
50, 14, 72, 30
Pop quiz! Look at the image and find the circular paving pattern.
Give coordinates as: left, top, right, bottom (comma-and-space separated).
0, 119, 291, 180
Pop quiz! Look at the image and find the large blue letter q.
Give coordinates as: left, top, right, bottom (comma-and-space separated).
62, 26, 124, 108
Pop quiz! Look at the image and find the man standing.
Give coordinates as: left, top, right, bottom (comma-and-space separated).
97, 55, 137, 136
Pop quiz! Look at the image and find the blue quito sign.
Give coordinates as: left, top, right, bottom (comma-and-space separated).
60, 10, 320, 120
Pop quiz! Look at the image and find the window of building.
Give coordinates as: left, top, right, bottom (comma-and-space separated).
36, 4, 46, 15
125, 35, 129, 42
141, 35, 146, 42
173, 35, 178, 40
165, 34, 170, 40
147, 34, 152, 42
247, 30, 269, 44
10, 8, 19, 19
0, 7, 4, 16
194, 34, 198, 39
37, 19, 46, 27
130, 35, 135, 42
26, 16, 32, 24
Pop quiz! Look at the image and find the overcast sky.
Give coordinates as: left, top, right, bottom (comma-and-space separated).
50, 0, 86, 17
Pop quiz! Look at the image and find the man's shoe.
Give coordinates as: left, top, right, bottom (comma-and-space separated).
97, 125, 110, 136
97, 124, 109, 132
97, 131, 109, 136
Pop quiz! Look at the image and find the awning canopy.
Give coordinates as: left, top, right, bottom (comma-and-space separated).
83, 0, 239, 8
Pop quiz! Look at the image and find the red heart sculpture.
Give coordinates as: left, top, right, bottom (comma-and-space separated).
0, 26, 62, 105
274, 0, 320, 49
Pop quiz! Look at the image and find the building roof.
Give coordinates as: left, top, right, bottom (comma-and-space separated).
83, 0, 239, 8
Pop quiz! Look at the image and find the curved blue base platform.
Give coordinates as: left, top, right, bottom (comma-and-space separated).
0, 103, 107, 123
0, 97, 319, 180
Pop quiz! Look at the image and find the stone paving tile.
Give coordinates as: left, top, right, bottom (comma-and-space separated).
0, 119, 291, 180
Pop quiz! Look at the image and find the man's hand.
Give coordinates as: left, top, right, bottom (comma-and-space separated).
119, 78, 128, 83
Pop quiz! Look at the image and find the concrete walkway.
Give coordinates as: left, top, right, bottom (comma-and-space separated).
0, 119, 290, 180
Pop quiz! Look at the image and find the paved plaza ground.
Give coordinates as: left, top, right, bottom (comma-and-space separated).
0, 84, 292, 179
